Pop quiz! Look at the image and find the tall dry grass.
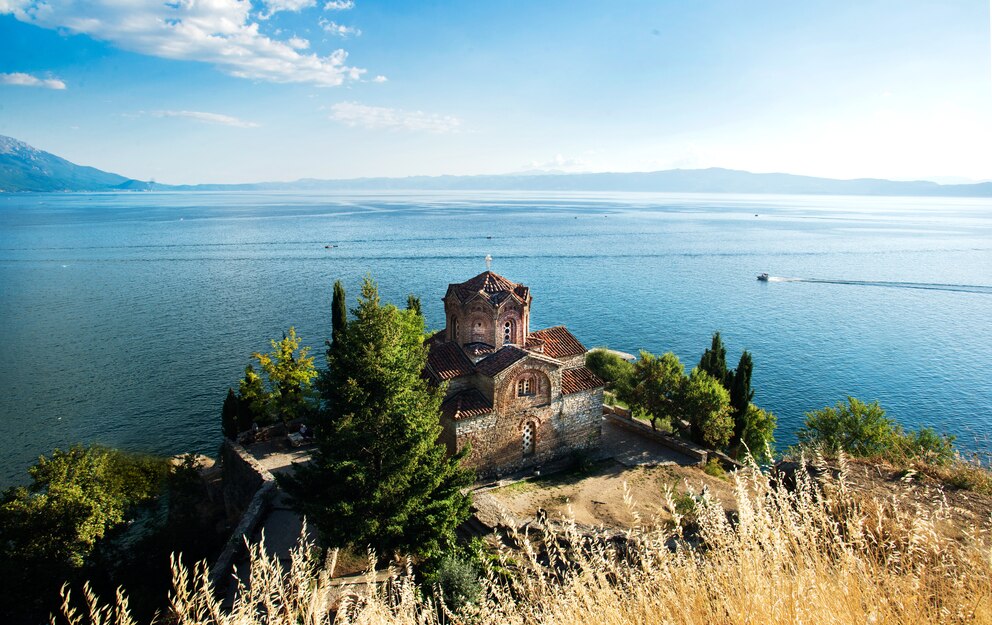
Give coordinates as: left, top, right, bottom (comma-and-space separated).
55, 455, 992, 625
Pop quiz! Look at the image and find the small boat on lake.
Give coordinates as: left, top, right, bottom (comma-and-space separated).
757, 273, 769, 281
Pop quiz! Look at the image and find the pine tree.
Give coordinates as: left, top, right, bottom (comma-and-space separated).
729, 350, 754, 453
280, 278, 473, 561
221, 388, 239, 439
698, 331, 729, 388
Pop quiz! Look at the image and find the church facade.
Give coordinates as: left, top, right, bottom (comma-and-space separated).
426, 270, 604, 478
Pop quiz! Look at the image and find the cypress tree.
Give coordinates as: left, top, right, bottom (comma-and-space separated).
729, 350, 755, 453
221, 387, 239, 439
331, 280, 347, 346
406, 293, 422, 316
280, 278, 473, 561
699, 331, 729, 388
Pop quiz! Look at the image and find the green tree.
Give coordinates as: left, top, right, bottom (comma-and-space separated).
0, 446, 168, 623
332, 279, 347, 347
253, 327, 318, 426
628, 351, 684, 431
739, 404, 776, 463
221, 387, 239, 439
681, 368, 734, 448
406, 293, 422, 316
237, 363, 267, 425
280, 278, 473, 561
585, 349, 635, 402
698, 331, 729, 388
728, 350, 755, 454
798, 397, 897, 457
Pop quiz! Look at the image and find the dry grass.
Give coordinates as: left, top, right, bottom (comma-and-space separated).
54, 455, 992, 625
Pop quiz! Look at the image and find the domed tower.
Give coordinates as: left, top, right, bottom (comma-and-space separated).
442, 270, 531, 357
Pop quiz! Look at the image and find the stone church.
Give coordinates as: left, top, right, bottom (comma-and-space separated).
425, 270, 604, 477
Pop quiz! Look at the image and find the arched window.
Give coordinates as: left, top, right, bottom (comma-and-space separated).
522, 421, 535, 456
503, 319, 514, 344
517, 376, 533, 397
450, 317, 458, 342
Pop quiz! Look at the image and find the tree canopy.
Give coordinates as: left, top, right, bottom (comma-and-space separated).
280, 278, 473, 561
585, 349, 635, 402
681, 368, 734, 448
0, 446, 169, 621
627, 351, 684, 431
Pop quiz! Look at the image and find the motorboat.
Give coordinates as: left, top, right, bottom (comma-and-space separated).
757, 273, 769, 281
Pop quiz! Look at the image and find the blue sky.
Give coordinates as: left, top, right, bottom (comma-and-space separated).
1, 1, 989, 184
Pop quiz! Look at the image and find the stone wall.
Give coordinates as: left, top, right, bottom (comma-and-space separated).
212, 439, 277, 591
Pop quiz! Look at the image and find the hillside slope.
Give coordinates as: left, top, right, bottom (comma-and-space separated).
0, 135, 134, 192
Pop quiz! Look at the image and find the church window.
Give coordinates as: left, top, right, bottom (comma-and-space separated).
522, 422, 535, 456
517, 376, 533, 397
503, 320, 514, 344
451, 317, 458, 341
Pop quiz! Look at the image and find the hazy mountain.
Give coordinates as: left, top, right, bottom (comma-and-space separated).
0, 135, 135, 192
2, 134, 991, 197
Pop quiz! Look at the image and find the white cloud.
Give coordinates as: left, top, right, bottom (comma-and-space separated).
324, 0, 355, 9
371, 75, 387, 83
1, 1, 366, 87
330, 102, 461, 133
149, 110, 259, 128
0, 71, 66, 89
320, 18, 360, 37
287, 36, 309, 49
258, 0, 315, 19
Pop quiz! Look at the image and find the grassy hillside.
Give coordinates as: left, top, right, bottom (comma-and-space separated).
58, 455, 992, 625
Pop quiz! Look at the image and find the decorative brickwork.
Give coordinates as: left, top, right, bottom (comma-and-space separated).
431, 270, 605, 478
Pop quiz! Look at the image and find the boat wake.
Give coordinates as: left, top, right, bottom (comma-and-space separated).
762, 276, 992, 295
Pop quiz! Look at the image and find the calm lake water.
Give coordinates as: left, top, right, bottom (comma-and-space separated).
1, 191, 990, 487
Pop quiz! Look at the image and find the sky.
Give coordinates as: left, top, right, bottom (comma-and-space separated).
0, 0, 990, 184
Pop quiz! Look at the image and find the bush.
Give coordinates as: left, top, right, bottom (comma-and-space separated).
431, 555, 481, 613
703, 457, 726, 479
798, 397, 958, 468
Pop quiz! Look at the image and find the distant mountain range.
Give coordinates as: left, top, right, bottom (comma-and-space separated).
2, 134, 991, 197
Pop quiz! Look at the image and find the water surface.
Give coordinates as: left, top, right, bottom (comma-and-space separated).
1, 191, 990, 486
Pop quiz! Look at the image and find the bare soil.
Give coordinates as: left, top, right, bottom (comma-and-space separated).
480, 460, 737, 529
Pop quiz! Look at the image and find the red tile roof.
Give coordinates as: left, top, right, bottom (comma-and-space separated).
441, 389, 493, 421
426, 340, 475, 382
561, 366, 605, 395
448, 271, 530, 304
528, 326, 587, 359
475, 345, 529, 377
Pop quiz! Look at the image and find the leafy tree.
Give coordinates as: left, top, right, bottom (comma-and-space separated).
406, 293, 422, 316
728, 350, 755, 454
332, 279, 347, 347
237, 363, 267, 425
680, 368, 733, 448
798, 397, 897, 457
698, 331, 729, 388
739, 404, 776, 463
628, 351, 684, 431
253, 327, 318, 426
221, 387, 239, 439
585, 349, 635, 402
280, 278, 473, 561
898, 427, 956, 465
0, 446, 168, 623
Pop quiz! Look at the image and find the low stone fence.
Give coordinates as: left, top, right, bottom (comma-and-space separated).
210, 439, 277, 590
603, 409, 708, 466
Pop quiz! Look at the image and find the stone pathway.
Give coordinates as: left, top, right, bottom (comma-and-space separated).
599, 418, 699, 467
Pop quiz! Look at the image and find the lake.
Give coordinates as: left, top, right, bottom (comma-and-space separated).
1, 191, 990, 487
